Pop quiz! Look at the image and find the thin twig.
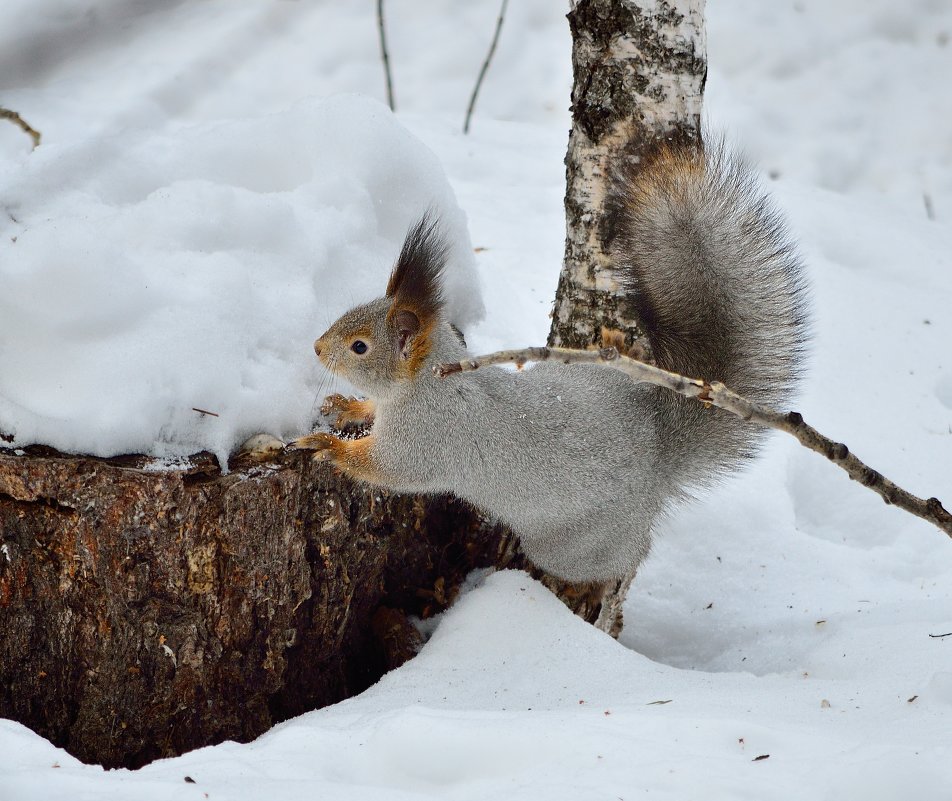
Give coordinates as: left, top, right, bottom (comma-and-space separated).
463, 0, 509, 134
435, 346, 952, 539
376, 0, 396, 111
0, 107, 41, 149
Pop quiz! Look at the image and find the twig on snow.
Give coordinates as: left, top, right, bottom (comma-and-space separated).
376, 0, 396, 111
463, 0, 509, 134
435, 345, 952, 539
0, 107, 41, 149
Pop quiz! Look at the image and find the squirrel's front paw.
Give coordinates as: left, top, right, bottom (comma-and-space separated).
320, 393, 375, 432
287, 432, 337, 462
319, 393, 350, 417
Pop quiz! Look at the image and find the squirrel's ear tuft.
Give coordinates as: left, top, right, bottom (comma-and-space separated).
385, 212, 448, 322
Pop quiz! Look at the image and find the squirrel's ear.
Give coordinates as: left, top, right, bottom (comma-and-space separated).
393, 309, 420, 360
385, 212, 447, 323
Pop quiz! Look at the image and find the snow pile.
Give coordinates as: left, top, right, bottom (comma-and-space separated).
0, 95, 482, 462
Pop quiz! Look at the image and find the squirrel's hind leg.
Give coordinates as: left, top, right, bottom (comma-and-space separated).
593, 567, 638, 638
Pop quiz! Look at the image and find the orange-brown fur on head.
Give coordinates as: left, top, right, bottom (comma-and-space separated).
312, 214, 449, 396
390, 316, 435, 379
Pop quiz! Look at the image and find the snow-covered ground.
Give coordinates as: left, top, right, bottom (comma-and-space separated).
2, 1, 951, 799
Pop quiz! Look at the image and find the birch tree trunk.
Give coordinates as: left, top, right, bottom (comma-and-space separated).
534, 0, 707, 634
549, 0, 707, 351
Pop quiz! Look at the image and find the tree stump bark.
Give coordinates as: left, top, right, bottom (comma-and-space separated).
0, 445, 512, 769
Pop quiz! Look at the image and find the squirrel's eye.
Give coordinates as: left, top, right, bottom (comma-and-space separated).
350, 340, 368, 355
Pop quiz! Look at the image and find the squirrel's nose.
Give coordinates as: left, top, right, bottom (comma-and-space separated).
314, 339, 322, 358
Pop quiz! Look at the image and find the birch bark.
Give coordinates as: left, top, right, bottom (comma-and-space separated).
550, 0, 707, 350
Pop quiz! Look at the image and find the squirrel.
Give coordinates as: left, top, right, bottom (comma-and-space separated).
290, 140, 809, 584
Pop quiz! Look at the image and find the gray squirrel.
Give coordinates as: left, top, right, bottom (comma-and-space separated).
290, 140, 809, 583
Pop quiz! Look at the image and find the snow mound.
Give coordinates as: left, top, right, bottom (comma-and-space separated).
4, 572, 951, 800
0, 94, 483, 464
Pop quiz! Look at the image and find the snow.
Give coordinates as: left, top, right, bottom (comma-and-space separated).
3, 571, 951, 799
1, 0, 951, 799
0, 93, 482, 466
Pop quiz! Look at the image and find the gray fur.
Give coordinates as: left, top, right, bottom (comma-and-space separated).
315, 144, 809, 582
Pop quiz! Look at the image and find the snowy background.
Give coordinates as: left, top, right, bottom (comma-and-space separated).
2, 0, 952, 799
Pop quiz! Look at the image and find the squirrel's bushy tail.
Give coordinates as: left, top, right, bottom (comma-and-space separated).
612, 140, 810, 491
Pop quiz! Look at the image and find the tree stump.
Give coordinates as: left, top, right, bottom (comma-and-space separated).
0, 445, 512, 769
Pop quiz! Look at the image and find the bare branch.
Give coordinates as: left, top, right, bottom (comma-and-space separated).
0, 107, 41, 149
376, 0, 396, 111
435, 346, 952, 539
463, 0, 509, 134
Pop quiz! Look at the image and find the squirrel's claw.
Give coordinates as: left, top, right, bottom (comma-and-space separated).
287, 432, 337, 454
